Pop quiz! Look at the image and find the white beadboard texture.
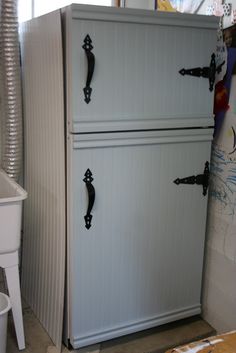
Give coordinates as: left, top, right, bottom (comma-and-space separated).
68, 131, 212, 348
66, 7, 218, 133
20, 11, 65, 350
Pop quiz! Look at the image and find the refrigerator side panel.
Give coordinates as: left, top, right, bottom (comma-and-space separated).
20, 11, 66, 350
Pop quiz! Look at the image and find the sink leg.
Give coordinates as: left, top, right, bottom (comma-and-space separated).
5, 265, 25, 350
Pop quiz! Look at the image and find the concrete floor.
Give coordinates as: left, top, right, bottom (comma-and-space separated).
7, 308, 215, 353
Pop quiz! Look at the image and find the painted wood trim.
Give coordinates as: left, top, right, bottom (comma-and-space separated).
66, 4, 219, 29
72, 128, 213, 149
70, 117, 214, 134
71, 304, 201, 348
61, 7, 73, 343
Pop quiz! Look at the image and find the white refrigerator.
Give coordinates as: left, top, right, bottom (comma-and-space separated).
20, 5, 218, 350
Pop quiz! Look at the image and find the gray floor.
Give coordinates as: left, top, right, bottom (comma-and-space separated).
7, 307, 216, 353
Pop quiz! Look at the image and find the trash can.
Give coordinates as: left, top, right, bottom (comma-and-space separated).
0, 292, 11, 353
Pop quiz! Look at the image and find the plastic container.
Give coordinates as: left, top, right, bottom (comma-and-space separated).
0, 170, 27, 254
0, 292, 11, 353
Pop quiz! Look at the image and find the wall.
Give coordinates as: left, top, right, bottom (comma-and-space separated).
121, 0, 213, 12
201, 0, 236, 334
202, 71, 236, 333
121, 0, 155, 9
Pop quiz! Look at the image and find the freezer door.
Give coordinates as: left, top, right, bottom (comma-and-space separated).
65, 9, 218, 133
67, 129, 212, 348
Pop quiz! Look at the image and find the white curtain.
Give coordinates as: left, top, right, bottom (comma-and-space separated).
169, 0, 205, 13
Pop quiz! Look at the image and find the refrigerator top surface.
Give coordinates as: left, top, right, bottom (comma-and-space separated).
65, 3, 219, 29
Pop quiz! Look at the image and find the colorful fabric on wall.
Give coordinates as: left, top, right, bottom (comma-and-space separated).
157, 0, 176, 11
214, 39, 236, 137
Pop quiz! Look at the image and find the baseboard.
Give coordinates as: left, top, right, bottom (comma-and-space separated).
70, 304, 201, 349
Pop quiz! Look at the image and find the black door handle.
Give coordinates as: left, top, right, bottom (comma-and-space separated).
82, 35, 95, 104
83, 169, 95, 229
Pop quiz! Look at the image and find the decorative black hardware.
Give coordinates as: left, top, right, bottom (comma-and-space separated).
82, 35, 95, 104
179, 54, 225, 92
174, 161, 210, 196
83, 169, 95, 229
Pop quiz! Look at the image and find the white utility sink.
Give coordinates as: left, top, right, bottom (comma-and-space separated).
0, 170, 27, 254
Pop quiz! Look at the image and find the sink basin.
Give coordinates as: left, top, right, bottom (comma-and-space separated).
0, 170, 27, 254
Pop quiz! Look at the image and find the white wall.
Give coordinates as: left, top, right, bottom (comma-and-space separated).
202, 163, 236, 332
201, 0, 236, 334
122, 0, 155, 9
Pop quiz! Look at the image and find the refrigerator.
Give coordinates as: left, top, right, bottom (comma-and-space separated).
20, 5, 218, 350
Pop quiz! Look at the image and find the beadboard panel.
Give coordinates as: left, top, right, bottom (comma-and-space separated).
20, 11, 66, 350
68, 135, 212, 348
65, 9, 218, 133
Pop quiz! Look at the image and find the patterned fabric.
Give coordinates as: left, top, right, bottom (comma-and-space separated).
223, 3, 232, 17
232, 9, 236, 24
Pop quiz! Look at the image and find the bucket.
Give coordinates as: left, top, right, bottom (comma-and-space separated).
0, 293, 11, 353
0, 169, 27, 254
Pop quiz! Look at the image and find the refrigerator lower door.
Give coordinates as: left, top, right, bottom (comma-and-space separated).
67, 128, 212, 348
